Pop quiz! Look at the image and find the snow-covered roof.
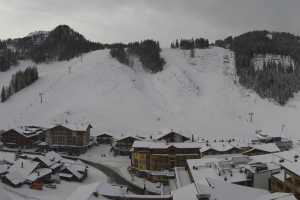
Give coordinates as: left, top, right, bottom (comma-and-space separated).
27, 168, 52, 182
132, 141, 201, 149
67, 162, 87, 173
200, 142, 242, 153
0, 164, 10, 174
115, 135, 142, 142
281, 162, 300, 176
65, 165, 84, 180
273, 150, 300, 163
174, 167, 192, 188
152, 129, 189, 140
8, 159, 39, 179
257, 193, 297, 200
49, 123, 91, 131
50, 162, 62, 170
4, 170, 26, 185
34, 155, 56, 167
4, 126, 45, 138
187, 155, 266, 185
272, 171, 285, 182
212, 143, 236, 152
172, 177, 272, 200
59, 173, 73, 178
45, 151, 63, 163
171, 180, 198, 200
230, 141, 251, 149
250, 143, 280, 153
92, 132, 113, 137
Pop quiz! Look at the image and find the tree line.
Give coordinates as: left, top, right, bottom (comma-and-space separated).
1, 66, 38, 102
0, 25, 104, 72
110, 47, 129, 66
27, 25, 104, 63
0, 40, 18, 72
228, 31, 300, 105
110, 40, 165, 73
170, 38, 209, 49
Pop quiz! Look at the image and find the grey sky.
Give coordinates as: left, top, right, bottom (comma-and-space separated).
0, 0, 299, 47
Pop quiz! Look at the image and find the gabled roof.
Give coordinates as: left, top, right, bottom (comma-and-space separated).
3, 126, 46, 138
27, 168, 52, 182
200, 142, 239, 153
212, 143, 236, 152
250, 143, 280, 153
45, 151, 63, 163
230, 141, 251, 149
65, 165, 84, 180
281, 162, 300, 176
33, 155, 55, 167
4, 170, 26, 186
0, 164, 10, 175
98, 133, 113, 137
93, 132, 113, 137
48, 123, 92, 132
152, 129, 190, 140
8, 159, 39, 179
256, 193, 297, 200
115, 135, 142, 142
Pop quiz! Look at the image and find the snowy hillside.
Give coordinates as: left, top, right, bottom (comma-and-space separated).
0, 47, 300, 140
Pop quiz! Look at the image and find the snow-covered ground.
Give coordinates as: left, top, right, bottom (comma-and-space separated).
0, 47, 300, 140
0, 151, 108, 200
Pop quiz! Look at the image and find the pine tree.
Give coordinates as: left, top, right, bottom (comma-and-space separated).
1, 86, 6, 102
175, 39, 179, 48
190, 48, 195, 58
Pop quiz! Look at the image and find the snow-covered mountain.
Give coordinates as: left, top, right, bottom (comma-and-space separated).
0, 47, 299, 140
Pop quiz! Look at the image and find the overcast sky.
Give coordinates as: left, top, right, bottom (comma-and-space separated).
0, 0, 299, 47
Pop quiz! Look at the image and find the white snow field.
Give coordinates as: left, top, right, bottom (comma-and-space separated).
0, 47, 300, 140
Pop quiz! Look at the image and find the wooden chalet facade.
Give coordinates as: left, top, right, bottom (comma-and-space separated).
96, 133, 113, 144
113, 136, 141, 155
132, 141, 201, 171
271, 162, 300, 200
45, 124, 92, 154
1, 127, 43, 148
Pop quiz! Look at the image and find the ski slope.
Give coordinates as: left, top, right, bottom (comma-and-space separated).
0, 47, 299, 140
